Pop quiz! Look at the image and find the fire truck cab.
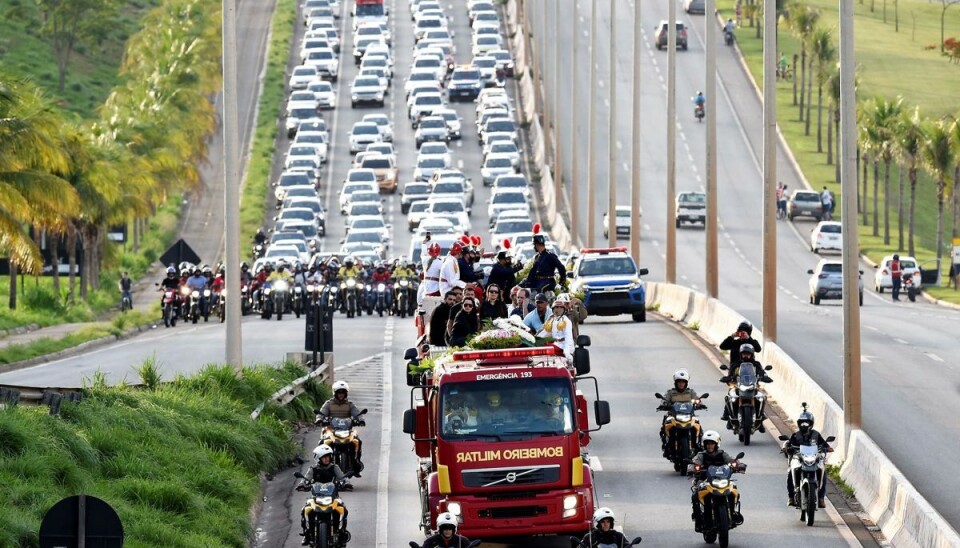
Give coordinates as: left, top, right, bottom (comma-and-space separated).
402, 340, 610, 539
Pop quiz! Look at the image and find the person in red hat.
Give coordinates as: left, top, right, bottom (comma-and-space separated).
440, 238, 468, 296
418, 241, 445, 339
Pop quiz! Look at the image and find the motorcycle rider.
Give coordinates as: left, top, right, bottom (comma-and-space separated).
338, 258, 362, 312
422, 512, 473, 548
522, 234, 566, 293
693, 90, 706, 110
690, 431, 741, 532
317, 381, 365, 477
659, 369, 701, 457
253, 227, 267, 246
723, 18, 735, 41
299, 444, 350, 546
392, 258, 416, 280
720, 344, 771, 424
185, 267, 209, 316
719, 320, 761, 371
578, 507, 633, 548
239, 262, 252, 287
538, 294, 574, 360
158, 266, 181, 307
784, 409, 833, 508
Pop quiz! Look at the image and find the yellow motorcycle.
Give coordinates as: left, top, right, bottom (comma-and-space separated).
688, 454, 746, 548
656, 393, 709, 474
294, 472, 350, 548
317, 409, 368, 478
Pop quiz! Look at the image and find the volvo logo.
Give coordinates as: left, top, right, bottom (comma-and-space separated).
505, 472, 517, 483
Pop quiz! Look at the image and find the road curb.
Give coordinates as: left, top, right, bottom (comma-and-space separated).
0, 323, 41, 339
0, 323, 156, 376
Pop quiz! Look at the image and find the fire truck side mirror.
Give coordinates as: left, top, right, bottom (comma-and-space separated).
594, 400, 611, 426
576, 335, 591, 347
402, 409, 417, 435
404, 347, 419, 361
573, 347, 590, 376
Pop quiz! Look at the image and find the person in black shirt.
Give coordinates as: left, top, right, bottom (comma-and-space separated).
487, 249, 522, 296
719, 320, 761, 369
429, 291, 456, 346
448, 298, 479, 347
422, 512, 473, 548
578, 507, 637, 548
783, 409, 833, 508
523, 235, 566, 292
478, 284, 508, 321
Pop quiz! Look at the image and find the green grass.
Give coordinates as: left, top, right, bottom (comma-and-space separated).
0, 361, 328, 548
827, 463, 856, 498
0, 0, 161, 119
239, 0, 296, 248
717, 0, 960, 302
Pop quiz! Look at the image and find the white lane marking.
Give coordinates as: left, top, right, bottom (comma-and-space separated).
894, 338, 909, 345
376, 316, 395, 547
926, 353, 945, 363
861, 355, 875, 363
334, 353, 386, 373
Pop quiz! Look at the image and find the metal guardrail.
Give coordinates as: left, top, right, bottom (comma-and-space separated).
250, 354, 334, 420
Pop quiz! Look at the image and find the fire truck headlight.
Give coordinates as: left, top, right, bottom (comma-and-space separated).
446, 502, 462, 516
563, 495, 578, 511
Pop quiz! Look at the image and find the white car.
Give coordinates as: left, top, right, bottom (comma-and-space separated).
339, 182, 379, 213
358, 67, 390, 94
434, 108, 463, 140
292, 131, 329, 163
409, 92, 445, 124
484, 141, 520, 169
874, 254, 921, 293
349, 121, 383, 153
603, 205, 637, 238
427, 198, 471, 231
350, 75, 385, 108
810, 221, 842, 254
284, 157, 321, 181
414, 16, 448, 41
413, 155, 447, 182
491, 173, 529, 197
487, 190, 529, 218
481, 153, 518, 186
808, 259, 863, 306
286, 145, 324, 171
415, 217, 457, 239
263, 244, 304, 268
288, 66, 320, 90
430, 179, 472, 208
360, 56, 393, 80
284, 101, 322, 137
346, 215, 392, 243
480, 117, 518, 145
353, 22, 388, 47
302, 48, 339, 81
299, 37, 331, 63
410, 55, 446, 81
306, 80, 337, 110
365, 142, 396, 162
361, 113, 393, 143
417, 142, 452, 168
406, 69, 442, 97
406, 200, 431, 231
471, 34, 503, 56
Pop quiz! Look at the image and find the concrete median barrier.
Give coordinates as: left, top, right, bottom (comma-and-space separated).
648, 281, 960, 546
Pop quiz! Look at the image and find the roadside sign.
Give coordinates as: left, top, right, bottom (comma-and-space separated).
40, 495, 123, 548
953, 237, 960, 265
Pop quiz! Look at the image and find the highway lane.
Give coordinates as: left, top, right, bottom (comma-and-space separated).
533, 0, 960, 527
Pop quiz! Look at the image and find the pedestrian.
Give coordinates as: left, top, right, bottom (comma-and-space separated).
735, 0, 743, 28
821, 187, 834, 221
890, 254, 902, 302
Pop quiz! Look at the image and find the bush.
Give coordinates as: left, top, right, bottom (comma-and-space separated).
21, 286, 63, 312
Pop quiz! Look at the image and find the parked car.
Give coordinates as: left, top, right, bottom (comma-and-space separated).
787, 189, 824, 221
874, 254, 921, 293
810, 221, 842, 254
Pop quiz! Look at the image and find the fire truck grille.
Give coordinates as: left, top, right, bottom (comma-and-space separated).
462, 465, 560, 488
478, 505, 548, 519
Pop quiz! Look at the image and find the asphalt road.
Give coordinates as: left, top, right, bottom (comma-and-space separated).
532, 0, 960, 528
0, 0, 875, 546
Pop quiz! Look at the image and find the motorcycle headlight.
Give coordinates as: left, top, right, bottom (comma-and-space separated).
365, 284, 372, 291
346, 279, 356, 287
315, 496, 334, 505
275, 281, 289, 291
241, 286, 247, 293
738, 384, 754, 392
712, 479, 730, 489
446, 502, 461, 516
307, 284, 315, 292
676, 414, 692, 422
335, 430, 351, 437
295, 286, 302, 293
377, 283, 386, 291
203, 289, 211, 297
192, 290, 200, 298
265, 288, 272, 295
802, 455, 818, 465
221, 289, 227, 297
399, 279, 409, 286
181, 287, 191, 295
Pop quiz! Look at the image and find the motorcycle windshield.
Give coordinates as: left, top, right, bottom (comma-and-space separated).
706, 464, 734, 480
672, 402, 695, 416
737, 365, 758, 387
329, 417, 352, 431
799, 444, 819, 458
310, 482, 337, 497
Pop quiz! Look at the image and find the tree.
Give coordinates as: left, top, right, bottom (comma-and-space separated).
33, 0, 119, 93
895, 110, 924, 255
812, 28, 836, 153
921, 120, 955, 267
806, 26, 830, 137
948, 117, 960, 240
940, 0, 960, 54
827, 68, 841, 180
784, 4, 820, 123
864, 97, 903, 246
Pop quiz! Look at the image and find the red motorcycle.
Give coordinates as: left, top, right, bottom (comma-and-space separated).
161, 287, 179, 327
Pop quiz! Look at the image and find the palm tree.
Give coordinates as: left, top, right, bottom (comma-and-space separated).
784, 4, 820, 123
858, 104, 874, 229
949, 117, 960, 241
921, 119, 955, 268
807, 26, 831, 137
813, 29, 836, 153
865, 97, 904, 245
827, 68, 841, 180
0, 76, 79, 308
896, 109, 924, 255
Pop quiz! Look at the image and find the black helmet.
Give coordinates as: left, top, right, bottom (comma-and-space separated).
240, 261, 249, 270
797, 409, 815, 433
532, 234, 546, 246
893, 254, 899, 260
739, 343, 755, 359
737, 320, 753, 335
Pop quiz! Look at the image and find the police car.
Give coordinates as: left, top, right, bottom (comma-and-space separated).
567, 247, 649, 322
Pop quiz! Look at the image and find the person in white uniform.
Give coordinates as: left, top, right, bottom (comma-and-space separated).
538, 294, 575, 360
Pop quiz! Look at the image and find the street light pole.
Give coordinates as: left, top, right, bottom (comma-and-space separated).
630, 0, 641, 262
571, 0, 581, 247
553, 0, 562, 211
222, 0, 242, 369
762, 0, 778, 343
608, 0, 617, 248
666, 0, 677, 283
839, 0, 862, 432
705, 0, 719, 297
587, 0, 598, 246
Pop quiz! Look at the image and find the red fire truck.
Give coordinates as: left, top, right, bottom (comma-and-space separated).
402, 339, 610, 539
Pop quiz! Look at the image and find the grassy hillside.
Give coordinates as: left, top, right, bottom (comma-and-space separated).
0, 0, 161, 118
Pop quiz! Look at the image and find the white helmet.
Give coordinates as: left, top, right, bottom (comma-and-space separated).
313, 444, 334, 461
673, 369, 690, 383
554, 293, 572, 305
436, 512, 458, 531
593, 507, 615, 528
332, 380, 349, 393
703, 430, 721, 446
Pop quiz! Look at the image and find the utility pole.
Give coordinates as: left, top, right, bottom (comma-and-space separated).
666, 0, 677, 283
839, 0, 862, 432
553, 0, 562, 211
608, 0, 618, 247
630, 0, 641, 262
587, 0, 598, 246
705, 0, 719, 297
571, 0, 581, 247
223, 0, 242, 370
762, 0, 778, 343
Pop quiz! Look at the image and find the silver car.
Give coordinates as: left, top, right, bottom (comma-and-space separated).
807, 259, 863, 306
787, 190, 824, 221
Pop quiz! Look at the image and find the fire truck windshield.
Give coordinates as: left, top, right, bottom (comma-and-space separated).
440, 378, 575, 439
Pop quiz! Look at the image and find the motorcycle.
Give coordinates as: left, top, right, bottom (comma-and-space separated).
293, 474, 351, 548
724, 29, 734, 46
293, 284, 305, 318
316, 409, 368, 479
159, 286, 179, 328
363, 283, 376, 315
217, 289, 226, 323
720, 363, 773, 446
179, 285, 192, 322
567, 536, 642, 547
240, 285, 252, 315
261, 281, 275, 319
394, 277, 416, 318
272, 279, 291, 321
903, 272, 919, 302
202, 288, 212, 322
120, 290, 132, 313
694, 103, 705, 122
656, 393, 709, 474
252, 243, 265, 260
340, 278, 360, 318
374, 282, 391, 317
780, 430, 836, 526
688, 455, 746, 548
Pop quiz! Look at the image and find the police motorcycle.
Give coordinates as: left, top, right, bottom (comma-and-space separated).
656, 393, 709, 474
315, 408, 368, 478
393, 276, 417, 318
293, 471, 351, 548
688, 453, 747, 547
779, 413, 836, 526
339, 277, 361, 318
719, 363, 773, 446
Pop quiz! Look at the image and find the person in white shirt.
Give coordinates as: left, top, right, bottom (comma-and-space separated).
538, 295, 574, 359
439, 241, 467, 296
418, 242, 444, 339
